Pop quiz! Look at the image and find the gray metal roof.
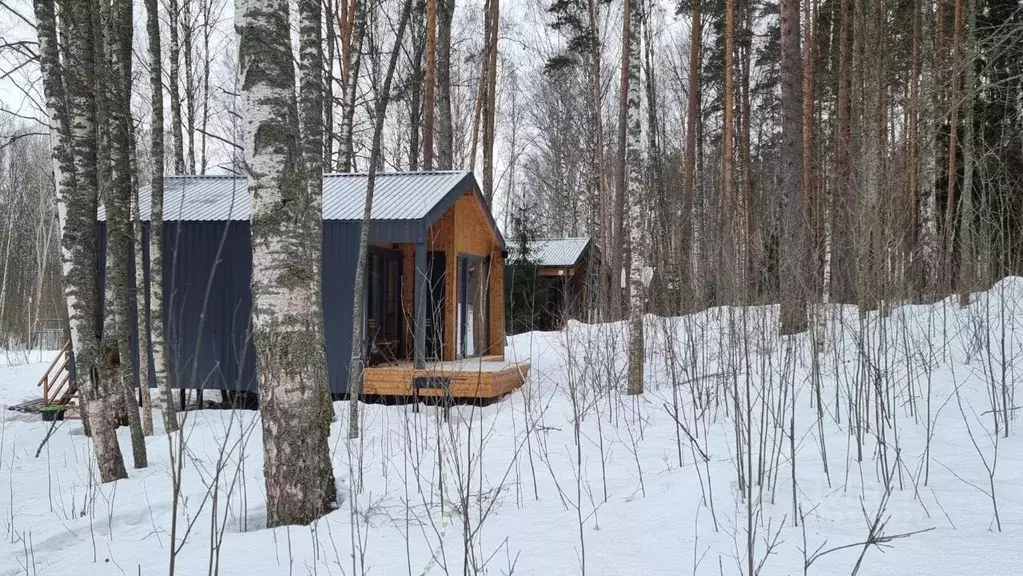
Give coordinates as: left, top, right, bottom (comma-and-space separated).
515, 237, 592, 267
99, 170, 474, 222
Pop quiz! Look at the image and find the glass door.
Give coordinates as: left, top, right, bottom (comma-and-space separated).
457, 255, 489, 358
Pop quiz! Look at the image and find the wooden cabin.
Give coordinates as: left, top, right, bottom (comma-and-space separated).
505, 237, 600, 334
98, 171, 529, 400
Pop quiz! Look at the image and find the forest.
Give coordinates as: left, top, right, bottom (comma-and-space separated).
0, 0, 1022, 572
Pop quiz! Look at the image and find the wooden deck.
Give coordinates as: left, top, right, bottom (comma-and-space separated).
363, 356, 530, 399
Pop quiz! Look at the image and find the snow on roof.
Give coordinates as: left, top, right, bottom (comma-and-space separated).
515, 237, 592, 268
99, 170, 473, 222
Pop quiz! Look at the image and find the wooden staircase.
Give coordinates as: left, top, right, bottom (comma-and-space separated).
37, 340, 79, 418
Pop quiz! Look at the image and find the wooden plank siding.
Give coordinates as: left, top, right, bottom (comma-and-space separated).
362, 359, 530, 398
425, 191, 505, 362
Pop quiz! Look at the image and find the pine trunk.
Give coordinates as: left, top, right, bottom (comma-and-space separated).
684, 0, 703, 309
423, 0, 437, 169
779, 0, 807, 334
481, 0, 500, 203
957, 0, 976, 304
917, 0, 940, 297
436, 0, 455, 169
723, 0, 736, 297
239, 0, 337, 526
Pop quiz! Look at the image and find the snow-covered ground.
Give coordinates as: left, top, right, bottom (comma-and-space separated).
3, 280, 1023, 575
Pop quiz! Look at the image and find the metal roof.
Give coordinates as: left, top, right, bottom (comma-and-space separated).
99, 170, 474, 222
515, 237, 592, 268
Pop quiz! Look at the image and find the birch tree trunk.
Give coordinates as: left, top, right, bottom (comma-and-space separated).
132, 178, 153, 435
169, 0, 185, 174
778, 0, 807, 334
338, 10, 366, 172
610, 0, 630, 320
238, 0, 336, 526
49, 0, 127, 482
625, 0, 645, 396
147, 0, 178, 433
347, 0, 414, 438
182, 0, 196, 174
104, 0, 147, 468
298, 0, 338, 507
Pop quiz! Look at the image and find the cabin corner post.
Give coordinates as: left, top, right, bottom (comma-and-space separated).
414, 242, 427, 368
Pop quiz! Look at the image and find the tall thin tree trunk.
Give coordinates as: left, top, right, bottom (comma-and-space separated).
182, 0, 196, 174
943, 0, 964, 289
298, 0, 338, 511
723, 0, 736, 298
423, 0, 437, 169
610, 0, 631, 320
481, 0, 500, 203
957, 0, 976, 304
104, 0, 148, 468
918, 0, 940, 296
685, 0, 703, 309
625, 0, 644, 395
802, 0, 816, 297
147, 0, 178, 433
169, 0, 185, 174
831, 0, 854, 303
339, 7, 366, 172
436, 0, 455, 169
347, 0, 415, 438
239, 0, 337, 526
52, 0, 127, 482
779, 0, 807, 334
132, 174, 153, 436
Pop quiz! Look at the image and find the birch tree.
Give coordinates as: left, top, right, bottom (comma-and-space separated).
147, 0, 179, 433
39, 0, 127, 482
170, 0, 186, 174
238, 0, 336, 525
625, 0, 645, 395
101, 0, 147, 467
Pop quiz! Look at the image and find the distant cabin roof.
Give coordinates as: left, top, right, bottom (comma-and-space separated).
514, 237, 593, 268
99, 170, 478, 222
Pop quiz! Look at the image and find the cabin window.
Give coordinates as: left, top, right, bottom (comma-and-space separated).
364, 247, 403, 364
457, 255, 489, 358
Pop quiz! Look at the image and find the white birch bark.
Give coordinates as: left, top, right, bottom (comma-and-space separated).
45, 0, 127, 482
145, 0, 179, 433
238, 0, 336, 526
625, 0, 645, 396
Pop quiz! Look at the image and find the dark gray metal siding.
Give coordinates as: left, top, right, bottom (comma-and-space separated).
163, 221, 257, 392
322, 222, 359, 394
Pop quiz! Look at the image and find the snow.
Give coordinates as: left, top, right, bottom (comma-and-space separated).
3, 280, 1023, 575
